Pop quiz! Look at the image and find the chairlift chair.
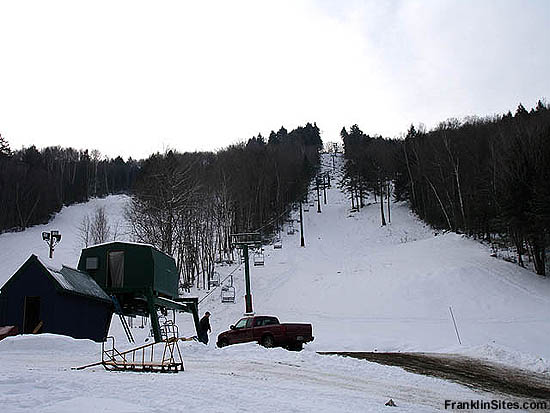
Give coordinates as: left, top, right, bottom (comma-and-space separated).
221, 285, 236, 303
253, 249, 265, 266
287, 222, 295, 235
274, 237, 282, 249
209, 271, 220, 288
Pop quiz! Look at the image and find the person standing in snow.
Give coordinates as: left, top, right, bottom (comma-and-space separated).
198, 311, 211, 344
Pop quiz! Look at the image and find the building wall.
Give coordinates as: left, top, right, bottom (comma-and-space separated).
152, 249, 178, 298
52, 292, 112, 342
1, 260, 112, 342
78, 243, 155, 291
0, 261, 57, 332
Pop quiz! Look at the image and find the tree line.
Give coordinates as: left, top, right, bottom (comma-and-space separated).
126, 122, 322, 290
340, 125, 400, 226
0, 135, 138, 232
0, 122, 321, 290
340, 101, 550, 276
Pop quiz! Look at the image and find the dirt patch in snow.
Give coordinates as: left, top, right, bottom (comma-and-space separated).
319, 352, 550, 400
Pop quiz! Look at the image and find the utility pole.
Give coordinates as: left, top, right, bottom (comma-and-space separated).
299, 201, 305, 247
323, 178, 327, 205
316, 178, 322, 213
42, 230, 61, 259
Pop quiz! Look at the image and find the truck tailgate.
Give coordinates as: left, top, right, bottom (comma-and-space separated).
282, 323, 313, 342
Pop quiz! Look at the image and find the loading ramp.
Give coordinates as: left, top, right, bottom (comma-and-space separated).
75, 321, 193, 373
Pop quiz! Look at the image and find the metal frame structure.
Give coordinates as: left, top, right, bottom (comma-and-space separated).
75, 321, 191, 373
231, 232, 261, 314
78, 243, 201, 344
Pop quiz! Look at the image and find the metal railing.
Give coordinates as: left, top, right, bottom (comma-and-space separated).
100, 322, 184, 372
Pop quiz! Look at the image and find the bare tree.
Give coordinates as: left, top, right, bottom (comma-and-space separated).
111, 220, 121, 241
78, 215, 91, 248
91, 206, 111, 244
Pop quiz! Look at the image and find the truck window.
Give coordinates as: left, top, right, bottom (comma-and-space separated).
234, 318, 248, 329
253, 317, 278, 327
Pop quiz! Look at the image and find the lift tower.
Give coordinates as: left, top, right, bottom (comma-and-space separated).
231, 232, 262, 315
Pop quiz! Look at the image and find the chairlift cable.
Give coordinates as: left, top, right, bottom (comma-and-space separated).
198, 263, 243, 305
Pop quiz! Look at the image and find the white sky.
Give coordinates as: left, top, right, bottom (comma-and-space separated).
0, 0, 549, 159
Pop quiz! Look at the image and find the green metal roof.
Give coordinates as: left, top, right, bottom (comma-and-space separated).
46, 263, 111, 303
0, 255, 112, 304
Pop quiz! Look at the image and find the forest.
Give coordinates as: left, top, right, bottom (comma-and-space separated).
0, 137, 138, 232
340, 101, 550, 276
5, 98, 548, 284
0, 123, 322, 290
126, 123, 322, 290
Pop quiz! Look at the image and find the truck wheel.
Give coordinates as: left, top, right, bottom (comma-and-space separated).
261, 335, 275, 348
218, 339, 229, 348
288, 343, 303, 351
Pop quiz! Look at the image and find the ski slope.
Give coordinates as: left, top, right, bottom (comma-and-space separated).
201, 155, 550, 370
1, 154, 549, 412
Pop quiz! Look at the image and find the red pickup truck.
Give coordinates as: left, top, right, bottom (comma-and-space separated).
216, 315, 314, 351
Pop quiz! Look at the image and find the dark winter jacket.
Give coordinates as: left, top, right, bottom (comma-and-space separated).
199, 315, 211, 334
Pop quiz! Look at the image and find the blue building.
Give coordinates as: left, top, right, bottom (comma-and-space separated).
0, 255, 113, 342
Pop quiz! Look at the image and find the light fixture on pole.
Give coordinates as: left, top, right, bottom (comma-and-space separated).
42, 230, 62, 259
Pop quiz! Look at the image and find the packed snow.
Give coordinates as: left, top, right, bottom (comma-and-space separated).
1, 154, 549, 412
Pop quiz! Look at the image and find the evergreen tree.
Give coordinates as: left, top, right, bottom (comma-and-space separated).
268, 130, 279, 145
0, 134, 10, 157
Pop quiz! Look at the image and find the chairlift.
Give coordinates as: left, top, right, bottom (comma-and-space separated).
274, 237, 282, 249
253, 249, 265, 266
221, 285, 236, 303
209, 271, 220, 288
287, 222, 295, 235
303, 204, 310, 212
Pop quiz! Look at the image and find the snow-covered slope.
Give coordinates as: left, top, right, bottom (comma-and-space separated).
199, 155, 550, 371
0, 194, 130, 280
1, 155, 549, 412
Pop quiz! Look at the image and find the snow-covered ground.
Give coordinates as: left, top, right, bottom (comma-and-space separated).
1, 154, 549, 412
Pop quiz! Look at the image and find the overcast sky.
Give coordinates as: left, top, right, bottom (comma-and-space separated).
1, 0, 549, 159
